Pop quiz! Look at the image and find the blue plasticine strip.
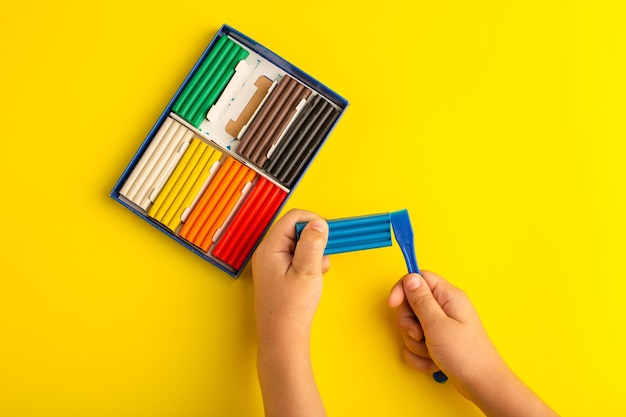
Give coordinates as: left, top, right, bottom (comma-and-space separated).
330, 225, 390, 240
326, 231, 392, 251
296, 213, 392, 256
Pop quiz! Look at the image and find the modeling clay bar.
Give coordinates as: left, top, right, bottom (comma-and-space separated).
265, 95, 340, 187
119, 117, 195, 211
212, 176, 287, 270
148, 138, 222, 231
179, 157, 256, 252
111, 25, 347, 277
296, 213, 393, 255
172, 35, 249, 128
236, 75, 312, 167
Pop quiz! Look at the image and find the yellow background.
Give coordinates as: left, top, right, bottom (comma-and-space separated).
1, 0, 624, 415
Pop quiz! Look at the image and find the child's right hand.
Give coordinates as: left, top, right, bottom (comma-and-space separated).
388, 271, 559, 417
387, 271, 507, 400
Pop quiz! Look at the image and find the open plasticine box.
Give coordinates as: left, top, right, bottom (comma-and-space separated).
110, 24, 348, 277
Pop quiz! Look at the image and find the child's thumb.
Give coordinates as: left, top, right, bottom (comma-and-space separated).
402, 274, 446, 327
292, 219, 328, 277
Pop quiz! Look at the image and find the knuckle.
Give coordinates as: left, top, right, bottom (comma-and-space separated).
409, 293, 433, 313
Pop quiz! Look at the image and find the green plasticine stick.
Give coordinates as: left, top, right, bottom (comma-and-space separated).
187, 46, 248, 126
176, 39, 236, 118
192, 50, 248, 127
172, 35, 229, 114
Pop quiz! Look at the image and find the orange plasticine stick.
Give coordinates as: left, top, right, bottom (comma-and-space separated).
179, 157, 236, 241
179, 157, 255, 251
197, 166, 256, 251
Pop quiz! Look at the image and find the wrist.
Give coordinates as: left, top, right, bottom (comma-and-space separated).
256, 310, 313, 350
463, 358, 550, 417
256, 323, 326, 417
462, 356, 514, 402
256, 321, 314, 392
447, 341, 512, 403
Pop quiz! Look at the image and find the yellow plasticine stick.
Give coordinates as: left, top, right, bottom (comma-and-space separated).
197, 166, 256, 251
156, 142, 208, 224
166, 148, 222, 231
148, 138, 202, 220
179, 157, 237, 242
142, 128, 196, 211
161, 144, 216, 227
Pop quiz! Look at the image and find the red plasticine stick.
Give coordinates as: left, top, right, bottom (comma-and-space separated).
212, 179, 274, 262
212, 177, 276, 263
230, 185, 286, 269
213, 177, 287, 269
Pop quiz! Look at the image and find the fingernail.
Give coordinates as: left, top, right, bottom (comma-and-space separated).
309, 219, 327, 233
404, 275, 422, 291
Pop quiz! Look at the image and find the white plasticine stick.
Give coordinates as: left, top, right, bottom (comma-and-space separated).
130, 122, 185, 204
146, 139, 192, 205
139, 139, 190, 211
120, 117, 175, 197
124, 119, 181, 201
134, 124, 190, 206
140, 129, 195, 210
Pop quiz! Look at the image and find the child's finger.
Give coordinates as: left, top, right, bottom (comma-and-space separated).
402, 333, 430, 359
402, 273, 447, 328
402, 349, 440, 373
387, 278, 406, 308
291, 219, 328, 278
321, 256, 331, 274
396, 303, 424, 341
261, 209, 319, 250
420, 270, 476, 322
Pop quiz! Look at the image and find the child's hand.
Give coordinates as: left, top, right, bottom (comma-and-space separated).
252, 209, 330, 339
252, 209, 330, 417
387, 271, 559, 417
387, 271, 505, 399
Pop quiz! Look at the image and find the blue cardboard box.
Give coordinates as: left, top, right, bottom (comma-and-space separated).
110, 24, 348, 277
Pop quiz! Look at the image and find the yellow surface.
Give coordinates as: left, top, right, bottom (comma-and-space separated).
1, 1, 624, 416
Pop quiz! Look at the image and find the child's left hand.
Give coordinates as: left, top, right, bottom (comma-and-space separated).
252, 209, 330, 417
252, 209, 330, 341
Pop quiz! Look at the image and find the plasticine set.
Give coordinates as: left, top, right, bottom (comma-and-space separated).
111, 25, 348, 277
